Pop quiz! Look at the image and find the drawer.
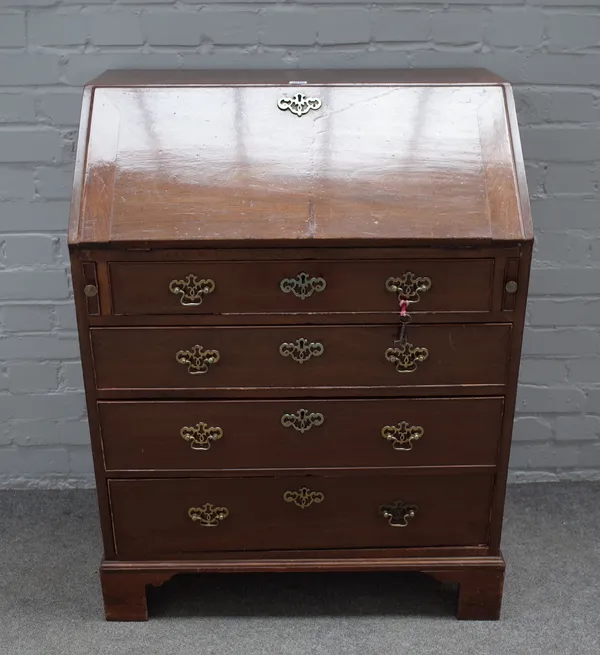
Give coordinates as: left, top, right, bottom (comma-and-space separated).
90, 324, 511, 392
109, 473, 493, 557
99, 397, 504, 471
108, 259, 494, 316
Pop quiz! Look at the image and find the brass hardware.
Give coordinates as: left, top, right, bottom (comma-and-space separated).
505, 280, 518, 294
176, 345, 220, 375
385, 273, 431, 303
381, 422, 424, 451
188, 503, 229, 527
279, 338, 324, 364
380, 501, 418, 528
385, 342, 429, 373
281, 409, 325, 434
280, 272, 326, 300
283, 487, 324, 509
169, 274, 215, 306
277, 93, 322, 117
180, 422, 223, 451
83, 284, 98, 298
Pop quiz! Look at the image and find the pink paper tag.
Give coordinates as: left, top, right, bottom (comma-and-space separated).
399, 299, 409, 317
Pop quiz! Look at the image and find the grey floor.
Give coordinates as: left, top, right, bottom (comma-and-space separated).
1, 483, 599, 655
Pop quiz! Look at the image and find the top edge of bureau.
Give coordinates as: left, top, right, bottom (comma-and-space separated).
87, 68, 508, 88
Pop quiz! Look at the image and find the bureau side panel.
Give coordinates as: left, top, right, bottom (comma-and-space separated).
489, 244, 533, 552
70, 251, 116, 557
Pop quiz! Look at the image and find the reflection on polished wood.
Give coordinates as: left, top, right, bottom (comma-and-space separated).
72, 73, 531, 246
70, 69, 532, 622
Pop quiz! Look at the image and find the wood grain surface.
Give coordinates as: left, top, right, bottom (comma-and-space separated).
99, 397, 504, 472
68, 69, 532, 621
108, 472, 494, 557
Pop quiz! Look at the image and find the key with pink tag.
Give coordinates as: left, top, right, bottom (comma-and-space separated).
395, 299, 412, 345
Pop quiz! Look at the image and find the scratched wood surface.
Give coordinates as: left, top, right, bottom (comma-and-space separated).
69, 69, 532, 621
70, 71, 531, 247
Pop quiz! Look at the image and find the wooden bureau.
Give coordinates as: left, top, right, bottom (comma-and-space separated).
69, 69, 532, 621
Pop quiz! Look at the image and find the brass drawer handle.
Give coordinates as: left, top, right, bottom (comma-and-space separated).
278, 93, 322, 117
280, 272, 326, 300
279, 338, 324, 364
380, 501, 418, 528
281, 409, 324, 434
176, 345, 220, 375
385, 273, 431, 304
188, 503, 229, 527
181, 422, 223, 451
381, 422, 424, 451
385, 342, 428, 373
169, 274, 215, 306
283, 487, 324, 509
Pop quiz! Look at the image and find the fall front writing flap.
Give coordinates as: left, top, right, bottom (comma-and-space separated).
70, 72, 531, 246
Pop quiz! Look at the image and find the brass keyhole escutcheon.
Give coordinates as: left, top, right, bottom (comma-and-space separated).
283, 487, 325, 509
281, 409, 325, 434
279, 338, 324, 364
280, 273, 326, 300
277, 93, 322, 117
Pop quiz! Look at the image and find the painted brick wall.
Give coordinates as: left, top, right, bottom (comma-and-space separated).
1, 0, 599, 487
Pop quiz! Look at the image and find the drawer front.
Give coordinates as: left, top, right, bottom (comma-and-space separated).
109, 473, 493, 557
91, 324, 511, 391
109, 259, 493, 316
99, 397, 504, 471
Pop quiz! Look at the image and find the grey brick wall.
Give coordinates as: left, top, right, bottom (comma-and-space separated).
0, 0, 599, 487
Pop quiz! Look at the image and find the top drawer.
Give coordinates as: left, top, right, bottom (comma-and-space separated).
109, 259, 494, 316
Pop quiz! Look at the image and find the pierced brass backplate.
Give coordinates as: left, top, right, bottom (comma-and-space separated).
385, 272, 431, 303
283, 487, 324, 509
279, 338, 324, 364
169, 274, 215, 306
381, 421, 424, 451
175, 345, 220, 375
180, 422, 223, 451
380, 501, 418, 528
280, 272, 326, 300
281, 409, 325, 434
277, 93, 322, 117
385, 342, 429, 373
188, 503, 229, 527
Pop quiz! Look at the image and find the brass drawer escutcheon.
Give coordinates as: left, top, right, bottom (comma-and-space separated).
176, 345, 220, 375
281, 409, 325, 434
385, 272, 431, 303
283, 487, 324, 509
169, 274, 215, 306
280, 272, 326, 300
380, 501, 418, 528
381, 422, 424, 451
279, 338, 324, 364
188, 503, 229, 527
180, 422, 223, 451
385, 342, 429, 373
277, 93, 322, 117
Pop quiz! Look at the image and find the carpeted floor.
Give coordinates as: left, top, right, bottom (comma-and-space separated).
0, 483, 599, 655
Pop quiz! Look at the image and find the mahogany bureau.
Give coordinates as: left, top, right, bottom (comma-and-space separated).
69, 69, 532, 621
